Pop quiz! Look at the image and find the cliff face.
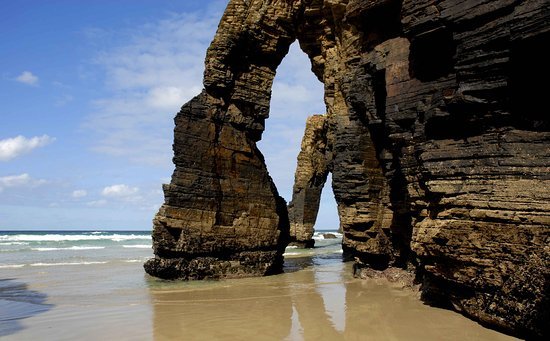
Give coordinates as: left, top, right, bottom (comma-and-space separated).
309, 1, 550, 337
146, 0, 549, 338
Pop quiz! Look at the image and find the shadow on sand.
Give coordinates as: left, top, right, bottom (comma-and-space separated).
0, 278, 53, 337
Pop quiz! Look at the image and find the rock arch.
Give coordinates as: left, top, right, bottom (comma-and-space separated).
145, 0, 549, 338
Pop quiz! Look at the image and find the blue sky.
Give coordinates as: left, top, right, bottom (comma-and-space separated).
0, 0, 338, 231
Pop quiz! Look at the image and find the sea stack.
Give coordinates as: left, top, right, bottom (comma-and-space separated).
288, 114, 330, 248
146, 1, 549, 338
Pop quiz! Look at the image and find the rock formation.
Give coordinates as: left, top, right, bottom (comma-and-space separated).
146, 0, 549, 338
144, 0, 305, 280
288, 114, 330, 247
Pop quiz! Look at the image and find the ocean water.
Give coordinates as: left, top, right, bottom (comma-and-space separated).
0, 230, 516, 340
0, 230, 342, 269
0, 231, 153, 269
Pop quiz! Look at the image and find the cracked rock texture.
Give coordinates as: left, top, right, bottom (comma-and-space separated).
146, 0, 549, 338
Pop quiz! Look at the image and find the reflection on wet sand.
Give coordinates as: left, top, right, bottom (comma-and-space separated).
150, 275, 293, 340
287, 260, 345, 340
0, 279, 52, 337
150, 252, 516, 340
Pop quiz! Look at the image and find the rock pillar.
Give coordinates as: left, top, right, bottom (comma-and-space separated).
144, 0, 305, 279
288, 114, 330, 248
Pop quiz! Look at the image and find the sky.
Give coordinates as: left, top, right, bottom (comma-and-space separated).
0, 0, 339, 231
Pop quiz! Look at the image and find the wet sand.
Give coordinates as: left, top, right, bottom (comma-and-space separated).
1, 253, 517, 340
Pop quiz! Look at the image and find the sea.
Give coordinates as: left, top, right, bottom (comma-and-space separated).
0, 230, 154, 269
0, 230, 516, 340
0, 230, 341, 270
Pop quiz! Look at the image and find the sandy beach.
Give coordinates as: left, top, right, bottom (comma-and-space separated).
0, 231, 517, 340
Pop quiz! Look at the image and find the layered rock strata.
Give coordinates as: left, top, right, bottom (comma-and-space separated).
147, 0, 549, 338
288, 114, 330, 248
144, 0, 305, 280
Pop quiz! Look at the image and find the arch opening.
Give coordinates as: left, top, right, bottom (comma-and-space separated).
258, 42, 341, 250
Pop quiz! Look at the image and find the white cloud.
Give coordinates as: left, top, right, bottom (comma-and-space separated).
0, 173, 47, 192
15, 71, 39, 85
0, 173, 32, 189
87, 199, 107, 207
101, 184, 144, 205
0, 135, 55, 161
72, 189, 88, 198
102, 184, 139, 197
85, 5, 224, 166
146, 86, 200, 110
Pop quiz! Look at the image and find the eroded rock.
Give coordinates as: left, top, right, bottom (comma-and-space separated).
147, 0, 549, 338
288, 114, 330, 248
144, 0, 306, 279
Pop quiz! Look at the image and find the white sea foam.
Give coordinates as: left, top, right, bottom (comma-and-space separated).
0, 264, 25, 269
122, 245, 151, 249
286, 245, 298, 249
312, 232, 343, 240
32, 246, 106, 251
283, 252, 301, 256
29, 261, 108, 267
124, 259, 145, 263
72, 246, 106, 250
0, 233, 149, 242
0, 242, 29, 245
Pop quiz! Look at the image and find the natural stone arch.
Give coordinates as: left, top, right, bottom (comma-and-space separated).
145, 0, 550, 337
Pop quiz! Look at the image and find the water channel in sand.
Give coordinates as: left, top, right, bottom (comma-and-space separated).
1, 236, 516, 340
